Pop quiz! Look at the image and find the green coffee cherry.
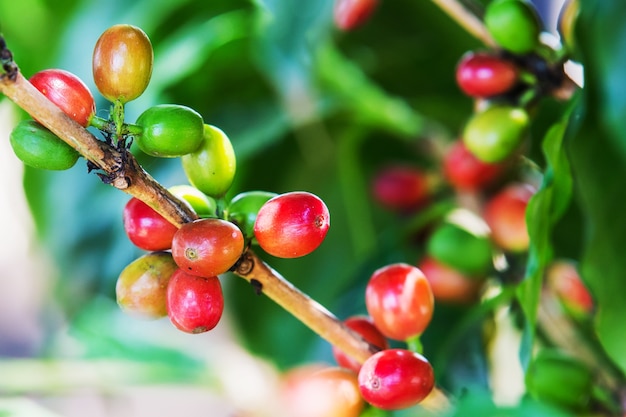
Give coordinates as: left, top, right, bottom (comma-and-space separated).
10, 120, 79, 170
226, 191, 278, 240
526, 349, 593, 411
135, 104, 204, 157
168, 184, 217, 217
463, 105, 529, 163
426, 222, 493, 277
181, 124, 236, 198
485, 0, 542, 54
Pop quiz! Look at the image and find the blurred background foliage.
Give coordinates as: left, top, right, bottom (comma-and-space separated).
2, 0, 626, 416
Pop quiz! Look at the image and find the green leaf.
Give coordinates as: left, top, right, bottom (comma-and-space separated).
517, 110, 574, 360
566, 0, 626, 377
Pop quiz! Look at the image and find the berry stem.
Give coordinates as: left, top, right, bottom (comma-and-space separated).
431, 0, 496, 47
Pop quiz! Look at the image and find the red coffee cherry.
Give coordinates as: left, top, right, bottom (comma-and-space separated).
254, 191, 330, 258
334, 0, 379, 31
365, 263, 434, 341
116, 251, 178, 319
29, 69, 96, 127
358, 348, 435, 410
372, 166, 430, 211
123, 197, 177, 251
455, 51, 518, 98
92, 24, 153, 103
171, 218, 244, 277
166, 269, 224, 333
418, 256, 483, 304
332, 316, 389, 373
546, 260, 593, 316
443, 140, 504, 191
483, 183, 535, 252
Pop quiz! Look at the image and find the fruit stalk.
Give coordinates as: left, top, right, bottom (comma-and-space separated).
0, 70, 195, 227
431, 0, 496, 47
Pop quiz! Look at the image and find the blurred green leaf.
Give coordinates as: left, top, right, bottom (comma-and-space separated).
566, 0, 626, 377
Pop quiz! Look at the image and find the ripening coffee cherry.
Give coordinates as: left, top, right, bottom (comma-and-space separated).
484, 0, 542, 55
116, 251, 178, 319
182, 124, 237, 198
418, 256, 483, 304
365, 263, 434, 341
226, 191, 278, 241
10, 120, 79, 170
546, 260, 593, 316
281, 366, 365, 417
455, 51, 519, 98
168, 184, 217, 218
334, 0, 379, 31
358, 349, 435, 410
463, 105, 529, 163
426, 222, 493, 277
372, 165, 430, 211
135, 104, 204, 157
166, 270, 224, 333
443, 140, 504, 191
123, 197, 178, 251
92, 24, 153, 103
254, 191, 330, 258
483, 183, 535, 252
171, 218, 244, 277
332, 316, 389, 373
29, 69, 96, 127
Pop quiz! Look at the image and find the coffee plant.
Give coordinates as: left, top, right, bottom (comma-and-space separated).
1, 0, 626, 416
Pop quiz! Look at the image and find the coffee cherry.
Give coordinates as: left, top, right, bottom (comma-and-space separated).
426, 222, 493, 277
281, 366, 364, 417
123, 197, 177, 251
334, 0, 378, 31
455, 51, 519, 98
92, 24, 153, 103
484, 0, 542, 55
525, 349, 593, 411
443, 140, 504, 191
166, 270, 224, 333
171, 218, 244, 277
372, 165, 430, 211
463, 105, 529, 163
29, 69, 95, 127
546, 260, 593, 316
358, 349, 435, 410
135, 104, 204, 157
116, 251, 178, 319
168, 184, 217, 218
418, 256, 483, 304
225, 191, 278, 241
483, 183, 535, 252
332, 316, 389, 373
254, 191, 330, 258
182, 124, 236, 198
365, 263, 434, 341
10, 120, 79, 170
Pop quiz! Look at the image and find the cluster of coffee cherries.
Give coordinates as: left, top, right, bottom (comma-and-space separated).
7, 24, 332, 335
278, 262, 436, 415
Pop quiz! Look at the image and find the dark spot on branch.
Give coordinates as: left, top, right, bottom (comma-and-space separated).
0, 34, 18, 81
250, 279, 263, 296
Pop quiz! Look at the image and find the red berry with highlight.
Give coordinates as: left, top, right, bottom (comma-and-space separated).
456, 51, 518, 98
334, 0, 379, 31
365, 263, 434, 341
443, 140, 504, 191
418, 256, 482, 304
254, 191, 330, 258
372, 166, 429, 211
483, 183, 535, 252
166, 269, 224, 334
123, 197, 177, 251
358, 348, 435, 410
172, 218, 244, 278
30, 69, 95, 127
